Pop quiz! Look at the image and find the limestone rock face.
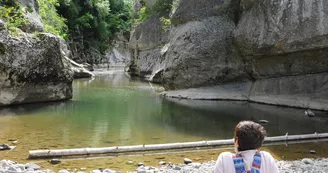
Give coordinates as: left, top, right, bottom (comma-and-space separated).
234, 0, 328, 79
129, 12, 169, 79
162, 16, 247, 89
106, 33, 131, 66
17, 0, 44, 33
0, 31, 73, 106
130, 0, 328, 110
129, 13, 168, 51
171, 0, 239, 25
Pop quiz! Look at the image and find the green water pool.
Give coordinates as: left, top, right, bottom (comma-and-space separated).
0, 69, 328, 153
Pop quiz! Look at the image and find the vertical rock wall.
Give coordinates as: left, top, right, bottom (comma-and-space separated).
129, 0, 328, 110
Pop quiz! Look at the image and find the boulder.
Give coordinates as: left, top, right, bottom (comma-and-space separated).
0, 31, 73, 106
162, 16, 248, 89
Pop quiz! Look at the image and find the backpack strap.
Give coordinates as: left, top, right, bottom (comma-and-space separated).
250, 152, 261, 173
232, 154, 247, 173
233, 152, 262, 173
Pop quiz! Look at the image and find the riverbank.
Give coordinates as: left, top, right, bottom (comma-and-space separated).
1, 157, 327, 173
1, 141, 328, 172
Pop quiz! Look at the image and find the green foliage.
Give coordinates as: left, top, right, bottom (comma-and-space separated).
134, 6, 151, 23
134, 0, 173, 23
152, 0, 172, 13
56, 0, 132, 63
26, 5, 33, 13
171, 0, 179, 13
0, 0, 28, 33
38, 0, 68, 38
159, 17, 171, 31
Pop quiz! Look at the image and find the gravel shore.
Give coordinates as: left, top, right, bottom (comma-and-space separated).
1, 158, 328, 173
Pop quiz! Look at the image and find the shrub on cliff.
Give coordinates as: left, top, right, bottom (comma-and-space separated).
0, 0, 28, 35
38, 0, 68, 38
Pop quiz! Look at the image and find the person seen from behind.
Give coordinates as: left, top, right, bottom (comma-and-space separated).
214, 121, 279, 173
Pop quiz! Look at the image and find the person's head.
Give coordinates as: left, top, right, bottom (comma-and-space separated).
234, 121, 267, 152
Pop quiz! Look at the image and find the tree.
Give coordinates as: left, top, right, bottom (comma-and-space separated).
56, 0, 132, 64
38, 0, 67, 38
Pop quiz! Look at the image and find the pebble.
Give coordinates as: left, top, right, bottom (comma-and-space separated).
91, 170, 102, 173
190, 162, 202, 168
49, 159, 61, 164
25, 163, 41, 170
126, 161, 134, 165
184, 158, 192, 164
103, 169, 116, 173
173, 166, 181, 170
259, 120, 269, 124
0, 144, 10, 150
158, 161, 166, 165
137, 162, 144, 167
136, 166, 146, 173
302, 158, 314, 164
310, 150, 316, 154
1, 158, 328, 173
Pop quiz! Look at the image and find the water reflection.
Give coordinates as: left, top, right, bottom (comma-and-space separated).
159, 98, 328, 139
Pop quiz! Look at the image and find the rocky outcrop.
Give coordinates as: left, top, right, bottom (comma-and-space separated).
64, 57, 94, 79
0, 31, 73, 106
129, 12, 169, 80
59, 37, 94, 78
129, 0, 247, 87
129, 0, 328, 110
234, 0, 328, 79
161, 16, 247, 89
18, 0, 44, 33
105, 33, 131, 67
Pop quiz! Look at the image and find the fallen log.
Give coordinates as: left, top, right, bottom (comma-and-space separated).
29, 132, 328, 159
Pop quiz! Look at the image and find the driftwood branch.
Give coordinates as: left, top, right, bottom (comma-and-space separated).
29, 132, 328, 159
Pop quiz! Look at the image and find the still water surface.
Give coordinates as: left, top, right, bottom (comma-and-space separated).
0, 69, 328, 153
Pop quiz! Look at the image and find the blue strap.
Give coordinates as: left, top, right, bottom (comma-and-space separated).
232, 152, 261, 173
233, 154, 247, 173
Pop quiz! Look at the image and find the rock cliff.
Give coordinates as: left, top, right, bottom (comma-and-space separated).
0, 31, 73, 106
17, 0, 44, 33
0, 0, 74, 106
129, 0, 328, 110
106, 33, 131, 67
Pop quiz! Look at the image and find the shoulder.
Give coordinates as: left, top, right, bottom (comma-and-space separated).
260, 151, 277, 164
259, 151, 279, 173
260, 151, 275, 158
218, 152, 233, 159
214, 152, 235, 173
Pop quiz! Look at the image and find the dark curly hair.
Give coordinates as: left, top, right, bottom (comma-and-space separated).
234, 121, 267, 151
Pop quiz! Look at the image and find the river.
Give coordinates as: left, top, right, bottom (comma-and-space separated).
0, 69, 328, 171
